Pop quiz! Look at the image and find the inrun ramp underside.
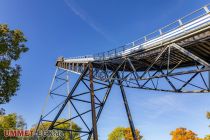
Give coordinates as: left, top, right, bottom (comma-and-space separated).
56, 4, 210, 93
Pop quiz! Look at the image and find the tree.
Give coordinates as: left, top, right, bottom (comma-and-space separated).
0, 113, 17, 139
170, 128, 201, 140
108, 127, 143, 140
0, 108, 5, 115
31, 119, 81, 140
16, 115, 27, 129
108, 127, 125, 140
0, 24, 28, 104
204, 135, 210, 140
0, 113, 26, 139
207, 112, 210, 120
207, 112, 210, 128
204, 112, 210, 140
124, 128, 142, 140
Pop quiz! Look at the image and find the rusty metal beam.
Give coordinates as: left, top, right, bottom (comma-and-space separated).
89, 63, 98, 140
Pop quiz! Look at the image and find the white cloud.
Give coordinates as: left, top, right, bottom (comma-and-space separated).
139, 94, 188, 119
64, 0, 117, 44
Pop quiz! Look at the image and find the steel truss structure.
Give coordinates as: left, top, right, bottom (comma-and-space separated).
92, 43, 210, 93
35, 4, 210, 140
35, 42, 210, 140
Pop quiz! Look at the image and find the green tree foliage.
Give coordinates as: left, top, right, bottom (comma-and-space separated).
0, 113, 26, 139
206, 112, 210, 128
108, 127, 143, 140
0, 24, 28, 104
31, 119, 81, 140
203, 135, 210, 140
207, 112, 210, 120
108, 127, 125, 140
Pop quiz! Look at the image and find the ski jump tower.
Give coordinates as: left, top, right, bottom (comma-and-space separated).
36, 4, 210, 140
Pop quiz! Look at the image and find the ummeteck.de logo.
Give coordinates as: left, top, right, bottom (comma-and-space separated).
4, 130, 33, 137
4, 130, 64, 138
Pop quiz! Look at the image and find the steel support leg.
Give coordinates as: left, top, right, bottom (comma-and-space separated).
34, 115, 42, 139
89, 63, 98, 140
87, 75, 115, 140
117, 73, 137, 140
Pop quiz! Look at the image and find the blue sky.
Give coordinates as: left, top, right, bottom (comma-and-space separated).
1, 0, 210, 139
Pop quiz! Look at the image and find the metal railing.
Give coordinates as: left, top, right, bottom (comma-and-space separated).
67, 4, 210, 61
64, 55, 93, 60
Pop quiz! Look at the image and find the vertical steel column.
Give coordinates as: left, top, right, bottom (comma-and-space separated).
66, 71, 73, 140
87, 77, 116, 140
117, 73, 137, 140
89, 63, 98, 140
